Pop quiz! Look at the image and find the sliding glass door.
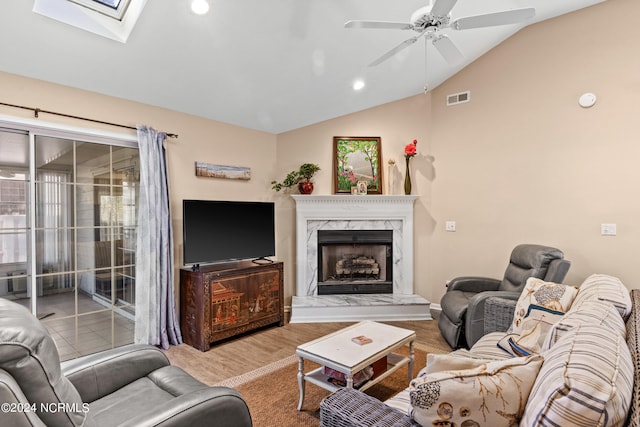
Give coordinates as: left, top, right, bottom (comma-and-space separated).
0, 129, 30, 317
0, 128, 139, 361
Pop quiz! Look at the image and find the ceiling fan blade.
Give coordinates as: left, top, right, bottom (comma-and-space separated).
345, 20, 413, 30
369, 36, 420, 67
451, 8, 535, 30
432, 34, 464, 66
431, 0, 458, 17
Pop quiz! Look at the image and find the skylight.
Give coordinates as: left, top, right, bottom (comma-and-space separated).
67, 0, 130, 21
96, 0, 121, 6
33, 0, 146, 43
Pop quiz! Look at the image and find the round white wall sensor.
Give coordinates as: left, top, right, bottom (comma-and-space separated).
579, 93, 597, 108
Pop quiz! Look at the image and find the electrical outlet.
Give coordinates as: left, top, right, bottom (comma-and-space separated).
601, 223, 617, 236
445, 221, 456, 232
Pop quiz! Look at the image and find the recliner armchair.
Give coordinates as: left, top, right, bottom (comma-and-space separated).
0, 298, 252, 427
438, 244, 571, 349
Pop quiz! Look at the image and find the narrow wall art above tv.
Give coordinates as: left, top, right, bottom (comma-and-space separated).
182, 199, 275, 267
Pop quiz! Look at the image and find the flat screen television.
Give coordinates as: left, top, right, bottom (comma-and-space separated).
182, 199, 275, 266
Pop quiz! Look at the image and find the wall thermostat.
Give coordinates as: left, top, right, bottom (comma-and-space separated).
579, 92, 597, 108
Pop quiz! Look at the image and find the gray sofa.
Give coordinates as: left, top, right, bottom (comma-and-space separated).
321, 275, 640, 427
0, 298, 252, 427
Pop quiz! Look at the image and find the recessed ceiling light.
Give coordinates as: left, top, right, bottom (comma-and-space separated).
353, 80, 365, 91
190, 0, 210, 15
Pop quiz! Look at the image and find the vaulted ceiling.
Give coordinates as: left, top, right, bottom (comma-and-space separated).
0, 1, 606, 134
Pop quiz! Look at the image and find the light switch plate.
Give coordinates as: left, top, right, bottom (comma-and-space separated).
601, 223, 617, 236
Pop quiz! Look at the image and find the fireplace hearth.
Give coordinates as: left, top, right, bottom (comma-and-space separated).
317, 229, 392, 295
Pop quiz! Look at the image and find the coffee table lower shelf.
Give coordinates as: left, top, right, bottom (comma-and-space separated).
298, 352, 413, 410
304, 352, 407, 392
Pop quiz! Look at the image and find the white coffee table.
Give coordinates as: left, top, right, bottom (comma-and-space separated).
295, 321, 416, 411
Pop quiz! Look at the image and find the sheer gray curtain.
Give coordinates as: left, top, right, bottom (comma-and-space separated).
135, 125, 182, 349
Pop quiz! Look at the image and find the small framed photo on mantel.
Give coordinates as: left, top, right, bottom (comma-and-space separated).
357, 181, 368, 195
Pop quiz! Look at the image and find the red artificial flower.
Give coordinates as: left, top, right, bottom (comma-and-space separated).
404, 139, 418, 158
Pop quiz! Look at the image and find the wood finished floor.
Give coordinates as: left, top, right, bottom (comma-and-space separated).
162, 311, 451, 386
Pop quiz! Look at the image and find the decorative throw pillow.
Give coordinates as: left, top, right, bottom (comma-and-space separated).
497, 304, 565, 356
522, 324, 633, 427
424, 353, 497, 375
570, 273, 632, 319
409, 355, 543, 427
510, 277, 578, 334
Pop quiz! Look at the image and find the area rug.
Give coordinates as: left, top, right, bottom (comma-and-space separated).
215, 343, 440, 427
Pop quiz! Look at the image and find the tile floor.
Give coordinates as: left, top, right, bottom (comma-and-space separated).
8, 292, 135, 361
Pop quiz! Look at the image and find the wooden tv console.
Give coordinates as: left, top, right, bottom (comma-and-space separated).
180, 260, 284, 351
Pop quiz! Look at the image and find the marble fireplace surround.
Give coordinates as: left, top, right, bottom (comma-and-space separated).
290, 195, 430, 323
292, 195, 417, 296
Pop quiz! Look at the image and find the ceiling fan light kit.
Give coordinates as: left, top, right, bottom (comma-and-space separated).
345, 0, 536, 68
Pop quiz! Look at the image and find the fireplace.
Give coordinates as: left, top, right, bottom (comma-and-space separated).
317, 229, 393, 295
289, 195, 430, 323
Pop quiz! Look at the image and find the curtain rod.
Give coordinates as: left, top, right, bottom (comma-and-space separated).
0, 101, 178, 138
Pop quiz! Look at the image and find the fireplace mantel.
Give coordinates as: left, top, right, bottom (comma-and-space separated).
290, 195, 429, 322
291, 194, 418, 215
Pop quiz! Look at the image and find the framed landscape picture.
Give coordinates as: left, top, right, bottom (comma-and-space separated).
195, 161, 251, 180
333, 137, 382, 194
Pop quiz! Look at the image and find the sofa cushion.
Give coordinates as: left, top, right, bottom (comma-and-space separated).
497, 304, 564, 357
626, 289, 640, 427
409, 355, 543, 427
509, 278, 577, 334
89, 375, 180, 426
461, 332, 512, 360
522, 323, 633, 427
383, 388, 413, 414
570, 273, 632, 319
543, 299, 626, 351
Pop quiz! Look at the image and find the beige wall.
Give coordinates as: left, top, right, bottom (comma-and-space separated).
276, 0, 640, 305
0, 0, 637, 312
274, 94, 432, 304
0, 71, 277, 302
425, 0, 640, 304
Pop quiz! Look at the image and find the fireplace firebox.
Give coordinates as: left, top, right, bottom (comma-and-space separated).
317, 229, 393, 295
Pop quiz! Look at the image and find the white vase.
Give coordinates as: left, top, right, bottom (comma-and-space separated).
387, 165, 395, 194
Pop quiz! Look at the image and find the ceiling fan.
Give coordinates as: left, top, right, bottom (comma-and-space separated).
345, 0, 535, 67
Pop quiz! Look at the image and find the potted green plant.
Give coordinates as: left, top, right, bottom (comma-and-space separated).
271, 163, 321, 194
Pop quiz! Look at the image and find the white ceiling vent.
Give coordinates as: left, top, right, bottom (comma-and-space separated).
446, 91, 471, 106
